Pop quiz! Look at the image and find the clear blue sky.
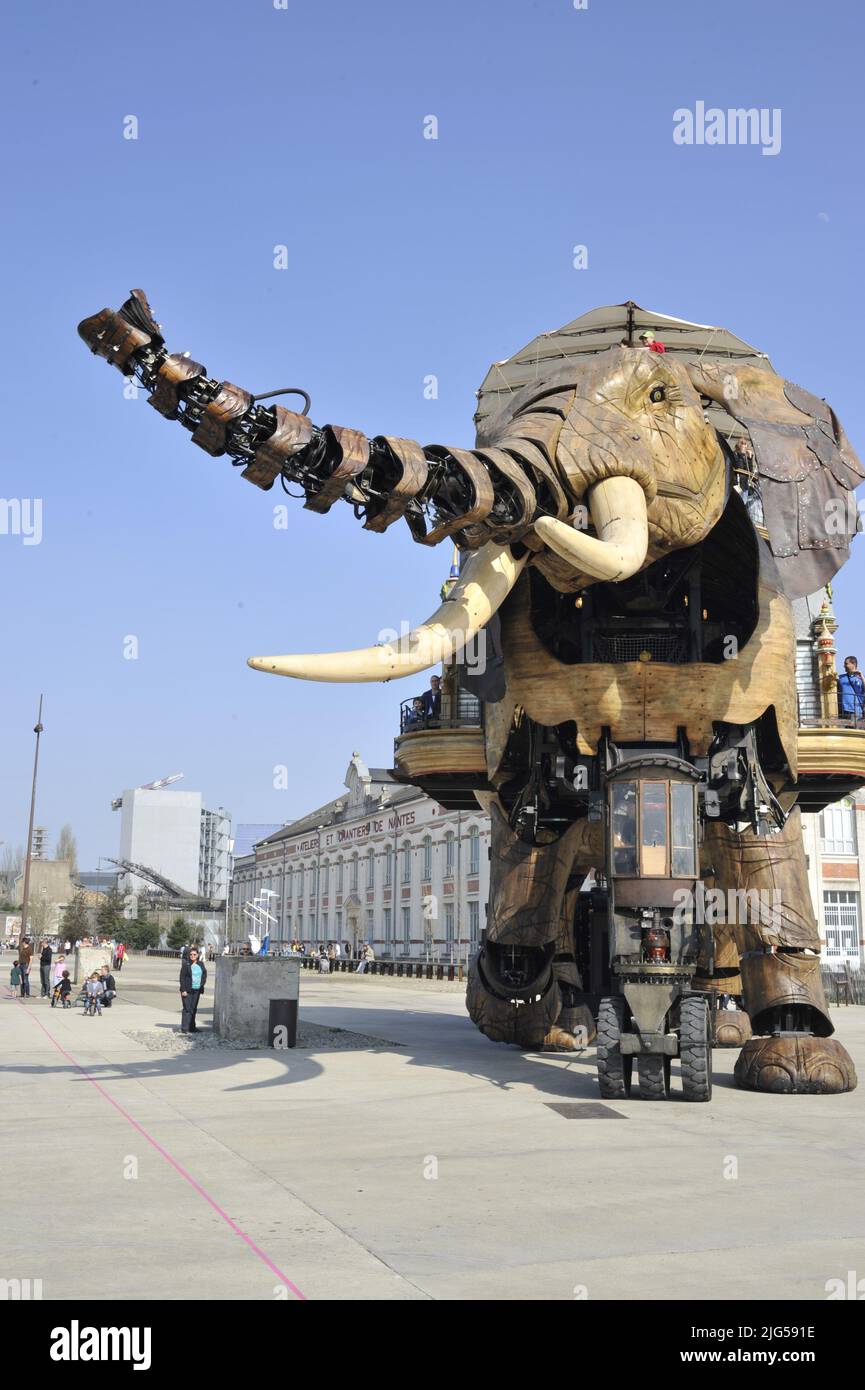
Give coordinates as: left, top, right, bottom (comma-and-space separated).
2, 0, 863, 869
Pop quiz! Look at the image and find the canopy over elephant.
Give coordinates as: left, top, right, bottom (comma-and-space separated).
79, 294, 864, 1096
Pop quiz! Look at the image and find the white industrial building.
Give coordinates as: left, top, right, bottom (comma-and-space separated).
117, 787, 231, 901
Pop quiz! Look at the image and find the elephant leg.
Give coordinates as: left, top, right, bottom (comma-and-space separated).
692, 919, 753, 1049
692, 847, 752, 1047
705, 809, 857, 1094
467, 802, 597, 1050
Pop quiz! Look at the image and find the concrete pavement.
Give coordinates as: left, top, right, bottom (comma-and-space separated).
2, 957, 863, 1301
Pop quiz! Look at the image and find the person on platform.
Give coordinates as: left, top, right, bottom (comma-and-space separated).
405, 696, 426, 730
838, 655, 865, 723
179, 946, 207, 1033
422, 674, 442, 724
638, 329, 666, 354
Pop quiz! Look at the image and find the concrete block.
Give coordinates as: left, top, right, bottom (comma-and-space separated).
74, 945, 114, 985
214, 957, 300, 1042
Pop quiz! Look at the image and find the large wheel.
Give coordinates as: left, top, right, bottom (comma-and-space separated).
637, 1052, 670, 1100
680, 995, 713, 1102
596, 996, 632, 1100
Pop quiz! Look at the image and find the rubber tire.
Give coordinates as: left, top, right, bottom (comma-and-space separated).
680, 995, 713, 1102
597, 996, 632, 1099
637, 1052, 668, 1100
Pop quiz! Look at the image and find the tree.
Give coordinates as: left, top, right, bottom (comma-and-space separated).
167, 917, 189, 950
0, 844, 23, 907
55, 824, 78, 873
60, 887, 90, 946
96, 885, 126, 938
124, 919, 160, 950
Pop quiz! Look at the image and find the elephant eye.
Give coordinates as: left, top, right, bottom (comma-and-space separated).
649, 386, 666, 403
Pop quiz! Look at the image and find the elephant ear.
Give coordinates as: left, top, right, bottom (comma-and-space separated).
687, 361, 864, 600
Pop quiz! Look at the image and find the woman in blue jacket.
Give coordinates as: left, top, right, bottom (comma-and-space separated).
179, 947, 207, 1033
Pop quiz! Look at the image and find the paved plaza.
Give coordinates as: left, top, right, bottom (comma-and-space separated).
2, 957, 863, 1301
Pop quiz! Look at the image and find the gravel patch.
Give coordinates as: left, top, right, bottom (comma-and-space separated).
123, 1023, 403, 1053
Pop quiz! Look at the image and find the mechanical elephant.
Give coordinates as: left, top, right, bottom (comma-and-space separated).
78, 292, 863, 1094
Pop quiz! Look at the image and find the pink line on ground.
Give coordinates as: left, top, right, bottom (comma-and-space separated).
13, 1000, 307, 1301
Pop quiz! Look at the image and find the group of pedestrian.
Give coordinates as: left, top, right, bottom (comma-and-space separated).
7, 937, 117, 1015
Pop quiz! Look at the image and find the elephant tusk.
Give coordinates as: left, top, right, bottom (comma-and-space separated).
247, 541, 527, 682
534, 476, 649, 582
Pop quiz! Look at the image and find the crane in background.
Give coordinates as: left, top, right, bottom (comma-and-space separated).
111, 773, 184, 812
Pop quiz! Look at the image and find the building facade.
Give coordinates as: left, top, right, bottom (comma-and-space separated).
117, 788, 231, 900
802, 800, 865, 969
228, 753, 490, 964
229, 756, 865, 972
199, 806, 231, 900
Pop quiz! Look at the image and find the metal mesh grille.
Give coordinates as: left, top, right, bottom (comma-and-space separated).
592, 632, 688, 664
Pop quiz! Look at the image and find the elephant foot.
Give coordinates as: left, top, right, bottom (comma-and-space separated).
543, 1025, 583, 1052
734, 1034, 858, 1094
713, 1008, 752, 1048
556, 1001, 597, 1047
466, 952, 560, 1049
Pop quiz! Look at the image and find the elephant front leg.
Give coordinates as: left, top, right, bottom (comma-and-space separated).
705, 810, 857, 1094
467, 804, 597, 1050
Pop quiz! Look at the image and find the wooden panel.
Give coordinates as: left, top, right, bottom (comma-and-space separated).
421, 446, 495, 546
305, 425, 370, 514
501, 573, 797, 773
797, 726, 865, 778
362, 436, 428, 533
394, 729, 486, 778
241, 406, 313, 490
191, 381, 253, 457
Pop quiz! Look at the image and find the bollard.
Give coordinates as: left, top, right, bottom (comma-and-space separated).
447, 964, 454, 981
268, 997, 298, 1049
397, 963, 404, 977
436, 964, 444, 980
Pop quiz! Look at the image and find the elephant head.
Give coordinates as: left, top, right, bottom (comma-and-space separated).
78, 292, 862, 682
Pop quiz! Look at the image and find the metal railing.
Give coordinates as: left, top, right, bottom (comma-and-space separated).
398, 695, 482, 734
298, 954, 464, 981
797, 692, 865, 728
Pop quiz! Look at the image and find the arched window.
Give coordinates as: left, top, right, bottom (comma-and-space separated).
468, 825, 480, 875
384, 845, 393, 886
445, 831, 455, 875
401, 839, 412, 883
336, 857, 344, 893
366, 847, 375, 889
422, 836, 432, 881
321, 860, 329, 895
350, 853, 359, 892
